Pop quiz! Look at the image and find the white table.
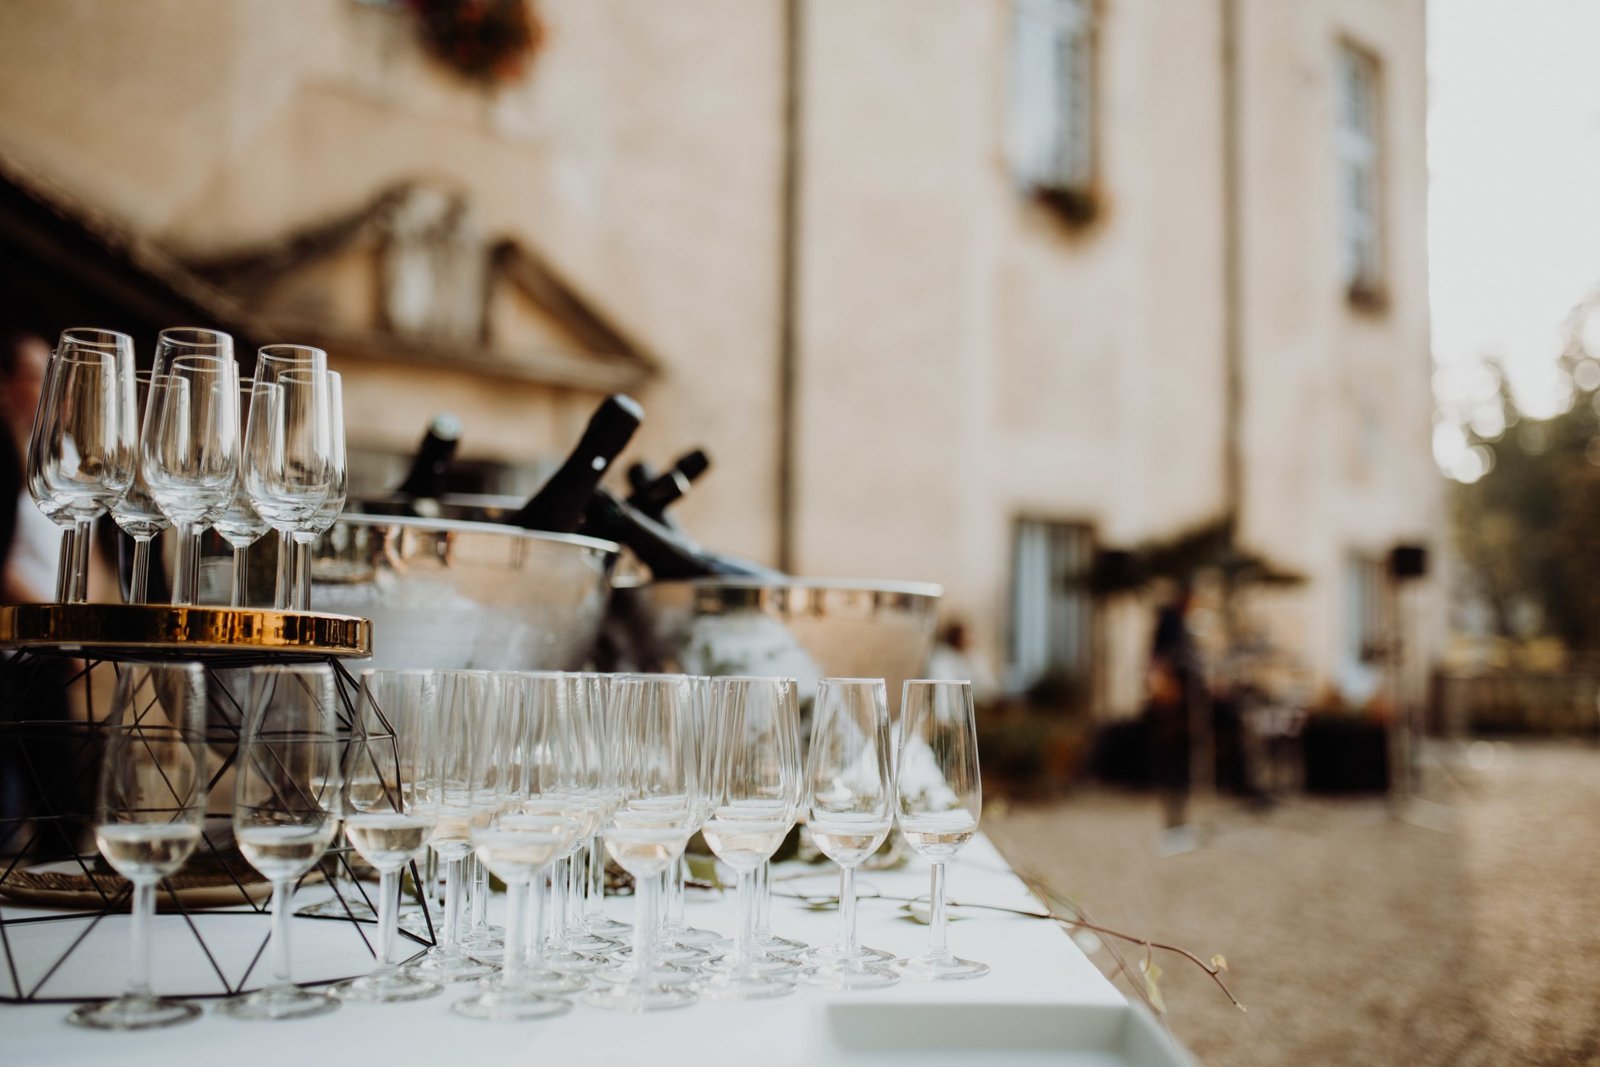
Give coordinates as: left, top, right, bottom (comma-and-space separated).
4, 837, 1194, 1066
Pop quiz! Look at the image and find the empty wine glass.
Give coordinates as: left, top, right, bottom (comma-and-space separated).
297, 368, 345, 611
894, 680, 989, 980
799, 677, 899, 990
111, 371, 172, 603
219, 665, 342, 1021
36, 329, 137, 602
699, 677, 802, 1000
141, 355, 239, 604
585, 675, 700, 1012
66, 664, 207, 1030
24, 345, 77, 601
212, 378, 270, 606
661, 674, 721, 952
246, 343, 324, 607
582, 673, 631, 942
539, 673, 610, 972
406, 671, 498, 983
333, 669, 444, 1003
152, 326, 232, 378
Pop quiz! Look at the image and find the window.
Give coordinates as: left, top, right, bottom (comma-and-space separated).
1008, 519, 1095, 697
1335, 42, 1384, 305
1008, 0, 1096, 219
1340, 553, 1389, 701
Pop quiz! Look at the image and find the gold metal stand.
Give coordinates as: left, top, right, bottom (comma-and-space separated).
0, 603, 371, 658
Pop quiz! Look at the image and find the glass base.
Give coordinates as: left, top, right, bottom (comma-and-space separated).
67, 994, 202, 1031
592, 959, 699, 988
407, 949, 496, 982
799, 960, 901, 991
544, 946, 607, 974
717, 933, 808, 960
759, 931, 808, 956
704, 951, 803, 978
583, 980, 698, 1013
298, 894, 376, 921
698, 970, 796, 1001
896, 952, 991, 981
585, 914, 632, 938
492, 967, 588, 996
332, 969, 444, 1002
562, 929, 624, 954
799, 941, 893, 966
398, 908, 438, 941
451, 987, 572, 1021
216, 985, 340, 1020
609, 941, 709, 966
666, 922, 722, 947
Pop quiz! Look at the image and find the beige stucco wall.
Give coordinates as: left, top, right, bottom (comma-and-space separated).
0, 0, 1439, 707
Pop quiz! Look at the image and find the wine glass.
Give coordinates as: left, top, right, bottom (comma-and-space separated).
453, 673, 579, 1020
661, 674, 721, 952
581, 673, 630, 941
151, 326, 232, 377
36, 329, 137, 603
24, 345, 77, 601
799, 677, 899, 989
141, 355, 239, 605
584, 675, 701, 1012
219, 665, 342, 1020
406, 671, 499, 982
66, 664, 207, 1030
894, 680, 989, 980
699, 676, 802, 1000
297, 368, 345, 611
332, 669, 444, 1003
212, 378, 270, 606
111, 371, 172, 603
533, 673, 611, 972
246, 343, 324, 604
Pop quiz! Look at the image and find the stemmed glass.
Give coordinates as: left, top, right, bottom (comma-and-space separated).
546, 673, 617, 961
895, 680, 989, 980
799, 677, 899, 990
212, 378, 270, 606
333, 670, 444, 1003
242, 349, 330, 612
585, 675, 700, 1012
699, 676, 802, 1000
66, 664, 207, 1029
297, 369, 345, 610
35, 329, 137, 603
581, 673, 630, 942
111, 372, 172, 603
149, 328, 234, 598
24, 345, 77, 601
219, 665, 343, 1020
141, 356, 239, 604
406, 671, 498, 983
661, 675, 721, 952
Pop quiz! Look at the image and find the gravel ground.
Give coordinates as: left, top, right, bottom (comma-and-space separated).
983, 740, 1600, 1066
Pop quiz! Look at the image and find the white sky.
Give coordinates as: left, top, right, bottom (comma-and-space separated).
1429, 0, 1600, 477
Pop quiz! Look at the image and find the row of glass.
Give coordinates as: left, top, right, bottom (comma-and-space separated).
69, 668, 984, 1029
25, 326, 346, 608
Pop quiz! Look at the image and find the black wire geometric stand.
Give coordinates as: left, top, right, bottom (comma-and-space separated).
0, 606, 436, 1004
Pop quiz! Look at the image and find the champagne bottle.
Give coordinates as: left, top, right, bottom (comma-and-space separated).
625, 448, 710, 522
581, 488, 780, 579
392, 413, 462, 500
508, 394, 644, 532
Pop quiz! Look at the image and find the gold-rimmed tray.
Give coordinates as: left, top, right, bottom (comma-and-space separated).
0, 604, 371, 659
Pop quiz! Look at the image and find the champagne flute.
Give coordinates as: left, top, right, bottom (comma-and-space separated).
242, 353, 330, 612
582, 673, 631, 941
539, 673, 610, 972
66, 664, 207, 1030
141, 355, 239, 605
36, 330, 137, 602
661, 674, 721, 951
699, 676, 802, 1000
246, 346, 327, 610
895, 680, 989, 980
24, 344, 76, 601
799, 677, 899, 990
111, 371, 172, 603
212, 378, 270, 606
406, 671, 498, 982
297, 368, 345, 611
219, 665, 342, 1020
585, 675, 700, 1012
333, 670, 444, 1003
149, 328, 234, 597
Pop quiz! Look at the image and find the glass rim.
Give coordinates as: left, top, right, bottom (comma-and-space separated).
257, 344, 327, 361
165, 353, 235, 371
158, 326, 233, 347
60, 326, 132, 348
901, 678, 974, 687
816, 677, 887, 686
712, 675, 797, 685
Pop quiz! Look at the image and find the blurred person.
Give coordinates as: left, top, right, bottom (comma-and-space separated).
1146, 581, 1203, 851
1, 330, 55, 602
926, 619, 1000, 705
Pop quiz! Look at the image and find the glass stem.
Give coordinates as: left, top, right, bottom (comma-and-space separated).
269, 878, 294, 991
929, 861, 949, 958
171, 522, 197, 604
469, 855, 487, 934
550, 856, 567, 946
130, 535, 151, 603
566, 847, 584, 933
292, 536, 313, 611
632, 868, 657, 978
501, 877, 527, 988
757, 860, 772, 938
736, 867, 757, 968
129, 878, 156, 999
441, 857, 462, 957
53, 528, 74, 602
375, 868, 400, 974
667, 855, 686, 930
71, 519, 92, 603
586, 835, 605, 921
274, 530, 292, 609
529, 868, 549, 970
230, 545, 248, 607
840, 865, 859, 957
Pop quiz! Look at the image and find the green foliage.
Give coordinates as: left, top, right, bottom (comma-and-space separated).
1085, 514, 1304, 598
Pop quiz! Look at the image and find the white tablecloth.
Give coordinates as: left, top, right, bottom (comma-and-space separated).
3, 836, 1194, 1066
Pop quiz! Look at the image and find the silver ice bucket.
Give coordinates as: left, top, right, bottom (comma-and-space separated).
311, 514, 619, 670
